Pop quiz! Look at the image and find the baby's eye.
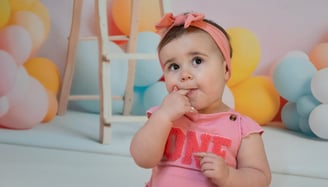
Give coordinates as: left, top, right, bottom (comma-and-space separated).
192, 57, 203, 65
168, 63, 180, 71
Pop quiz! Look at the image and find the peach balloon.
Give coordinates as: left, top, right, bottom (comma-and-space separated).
111, 0, 162, 35
0, 50, 18, 96
309, 42, 328, 70
24, 57, 61, 94
10, 11, 46, 55
42, 90, 58, 123
28, 1, 51, 37
0, 25, 33, 65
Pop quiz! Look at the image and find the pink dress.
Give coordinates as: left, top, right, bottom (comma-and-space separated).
145, 108, 263, 187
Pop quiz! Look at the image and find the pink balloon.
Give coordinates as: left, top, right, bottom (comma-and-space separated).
0, 96, 9, 118
0, 25, 33, 65
0, 50, 18, 96
11, 11, 46, 56
0, 76, 48, 129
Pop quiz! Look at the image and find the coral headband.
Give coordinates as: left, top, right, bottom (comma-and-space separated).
155, 12, 231, 75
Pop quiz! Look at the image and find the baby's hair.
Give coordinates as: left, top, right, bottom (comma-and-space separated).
157, 18, 233, 58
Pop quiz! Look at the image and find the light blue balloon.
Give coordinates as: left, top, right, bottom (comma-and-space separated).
299, 117, 317, 137
134, 32, 163, 87
131, 86, 147, 115
143, 81, 168, 110
273, 55, 317, 102
70, 40, 128, 114
296, 94, 320, 117
281, 102, 300, 131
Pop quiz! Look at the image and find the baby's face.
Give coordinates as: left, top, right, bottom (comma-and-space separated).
159, 30, 230, 114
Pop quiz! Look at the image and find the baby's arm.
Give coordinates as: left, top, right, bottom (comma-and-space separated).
198, 133, 271, 187
130, 88, 193, 168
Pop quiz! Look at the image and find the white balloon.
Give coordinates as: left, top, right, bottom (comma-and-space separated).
309, 104, 328, 140
223, 85, 235, 109
311, 68, 328, 104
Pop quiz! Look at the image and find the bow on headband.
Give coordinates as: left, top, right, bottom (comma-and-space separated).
155, 12, 232, 76
155, 12, 205, 36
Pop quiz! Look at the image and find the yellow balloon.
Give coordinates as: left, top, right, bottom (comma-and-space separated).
0, 0, 10, 28
9, 0, 39, 12
231, 76, 280, 125
24, 57, 61, 94
112, 0, 162, 35
227, 27, 261, 87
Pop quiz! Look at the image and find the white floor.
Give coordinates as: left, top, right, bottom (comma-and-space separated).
1, 111, 327, 187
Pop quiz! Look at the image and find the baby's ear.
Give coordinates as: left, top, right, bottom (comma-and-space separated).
224, 61, 230, 81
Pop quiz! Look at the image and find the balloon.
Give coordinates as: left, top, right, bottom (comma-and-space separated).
298, 117, 316, 137
24, 57, 61, 94
0, 25, 33, 65
0, 50, 18, 96
230, 76, 280, 125
28, 1, 51, 36
6, 66, 30, 107
0, 96, 9, 118
309, 104, 328, 140
106, 0, 125, 45
0, 0, 10, 29
227, 27, 261, 87
131, 86, 147, 115
41, 90, 58, 123
0, 77, 48, 129
135, 32, 162, 87
273, 53, 317, 102
309, 42, 328, 70
271, 96, 288, 122
111, 0, 162, 35
8, 0, 39, 12
296, 94, 320, 117
10, 11, 46, 55
143, 81, 168, 110
70, 40, 128, 114
311, 68, 328, 104
281, 102, 300, 131
223, 85, 235, 109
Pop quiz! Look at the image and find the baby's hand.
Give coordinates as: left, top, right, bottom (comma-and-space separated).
194, 152, 229, 186
159, 86, 196, 122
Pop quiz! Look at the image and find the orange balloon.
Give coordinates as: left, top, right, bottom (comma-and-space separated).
230, 76, 280, 125
24, 57, 61, 94
111, 0, 162, 35
42, 90, 58, 123
309, 42, 328, 70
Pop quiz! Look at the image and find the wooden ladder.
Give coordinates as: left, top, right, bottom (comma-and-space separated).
57, 0, 165, 144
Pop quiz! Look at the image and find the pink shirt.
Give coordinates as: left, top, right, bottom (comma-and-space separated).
146, 107, 263, 187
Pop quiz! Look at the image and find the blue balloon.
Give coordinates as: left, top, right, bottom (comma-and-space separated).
299, 117, 316, 137
296, 94, 320, 117
134, 32, 163, 87
131, 86, 147, 115
143, 81, 168, 110
70, 40, 128, 114
273, 55, 317, 102
281, 102, 300, 131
